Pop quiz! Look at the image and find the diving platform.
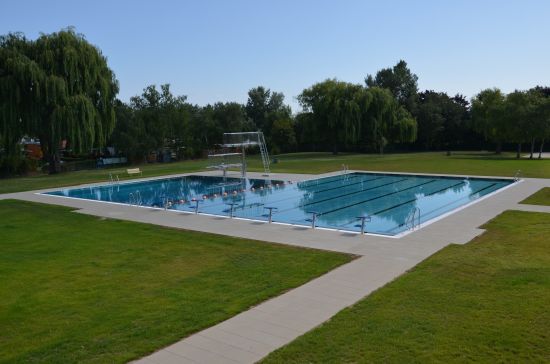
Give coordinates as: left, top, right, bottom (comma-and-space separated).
206, 131, 270, 178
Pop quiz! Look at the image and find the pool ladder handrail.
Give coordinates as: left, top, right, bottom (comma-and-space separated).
406, 207, 421, 230
109, 173, 120, 185
306, 211, 320, 229
513, 169, 522, 182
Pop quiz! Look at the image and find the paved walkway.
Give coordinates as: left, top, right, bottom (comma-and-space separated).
2, 171, 549, 363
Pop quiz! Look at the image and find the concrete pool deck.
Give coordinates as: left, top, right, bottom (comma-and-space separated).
1, 171, 549, 363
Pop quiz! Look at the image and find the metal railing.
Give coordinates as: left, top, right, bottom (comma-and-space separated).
406, 207, 421, 230
109, 173, 119, 185
258, 132, 270, 175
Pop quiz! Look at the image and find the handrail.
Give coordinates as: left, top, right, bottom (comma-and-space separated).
406, 207, 421, 230
514, 169, 522, 182
306, 211, 319, 229
109, 173, 119, 185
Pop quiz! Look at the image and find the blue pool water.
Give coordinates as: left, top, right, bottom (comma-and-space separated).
46, 173, 513, 236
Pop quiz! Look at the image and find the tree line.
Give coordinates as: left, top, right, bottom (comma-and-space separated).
112, 59, 550, 161
111, 84, 294, 163
1, 29, 549, 175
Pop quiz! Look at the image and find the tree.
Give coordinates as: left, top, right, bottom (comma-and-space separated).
245, 86, 271, 131
364, 87, 416, 154
270, 118, 297, 154
414, 91, 471, 153
245, 86, 292, 151
298, 80, 416, 154
0, 33, 29, 159
0, 29, 118, 173
109, 100, 144, 163
118, 84, 193, 161
504, 90, 533, 158
366, 60, 419, 112
471, 88, 506, 154
446, 94, 473, 153
211, 102, 252, 134
414, 91, 445, 150
527, 87, 550, 159
298, 79, 368, 154
529, 87, 550, 159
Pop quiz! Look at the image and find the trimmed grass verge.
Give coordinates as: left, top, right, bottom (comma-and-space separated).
262, 210, 550, 363
520, 187, 550, 206
0, 200, 351, 363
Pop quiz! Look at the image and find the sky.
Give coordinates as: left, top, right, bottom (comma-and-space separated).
2, 0, 550, 111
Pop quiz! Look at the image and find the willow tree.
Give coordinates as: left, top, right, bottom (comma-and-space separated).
0, 33, 33, 158
364, 87, 416, 154
298, 79, 369, 154
0, 29, 118, 173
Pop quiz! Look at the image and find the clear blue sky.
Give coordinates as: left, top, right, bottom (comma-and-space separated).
2, 0, 549, 111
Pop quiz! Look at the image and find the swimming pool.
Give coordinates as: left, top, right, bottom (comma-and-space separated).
46, 172, 514, 236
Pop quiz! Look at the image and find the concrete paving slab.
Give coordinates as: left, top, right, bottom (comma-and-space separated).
197, 329, 274, 356
515, 204, 550, 213
183, 335, 261, 363
165, 341, 239, 364
142, 349, 197, 364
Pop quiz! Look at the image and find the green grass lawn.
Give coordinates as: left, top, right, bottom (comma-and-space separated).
262, 210, 550, 363
1, 151, 549, 194
520, 187, 550, 206
0, 200, 351, 364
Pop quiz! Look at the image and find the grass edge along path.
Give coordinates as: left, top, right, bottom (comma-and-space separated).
262, 210, 550, 363
520, 187, 550, 206
0, 200, 352, 364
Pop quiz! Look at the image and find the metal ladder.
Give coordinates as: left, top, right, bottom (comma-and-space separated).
258, 132, 270, 175
341, 164, 350, 181
109, 173, 119, 185
406, 207, 421, 230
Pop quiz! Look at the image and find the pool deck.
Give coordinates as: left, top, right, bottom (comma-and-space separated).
2, 170, 550, 364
